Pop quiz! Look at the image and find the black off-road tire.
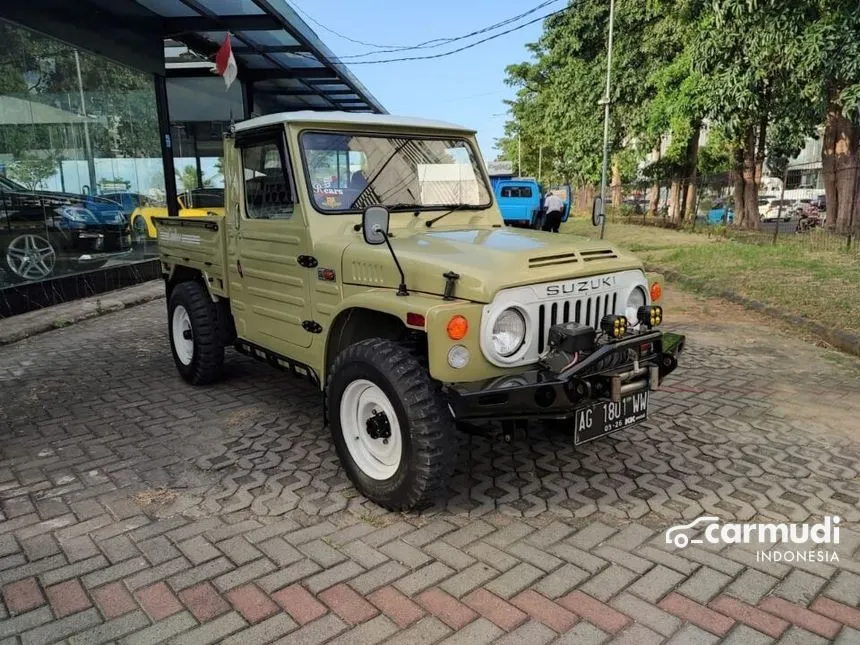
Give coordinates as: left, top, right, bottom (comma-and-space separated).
327, 338, 457, 511
168, 281, 224, 385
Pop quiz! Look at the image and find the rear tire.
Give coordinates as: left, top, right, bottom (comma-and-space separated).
327, 338, 456, 511
168, 281, 224, 385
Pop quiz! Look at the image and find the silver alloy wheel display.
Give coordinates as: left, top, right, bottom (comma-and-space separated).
339, 379, 403, 480
172, 305, 194, 366
5, 234, 56, 280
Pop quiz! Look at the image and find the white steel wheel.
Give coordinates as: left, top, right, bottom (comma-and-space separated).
171, 304, 194, 366
339, 379, 403, 481
6, 234, 56, 280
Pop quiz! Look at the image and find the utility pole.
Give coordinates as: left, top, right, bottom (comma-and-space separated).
74, 50, 97, 194
517, 133, 522, 177
598, 0, 616, 240
538, 146, 543, 183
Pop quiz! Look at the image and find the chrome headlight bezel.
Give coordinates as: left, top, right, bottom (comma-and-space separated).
492, 307, 526, 358
481, 305, 531, 366
624, 286, 648, 325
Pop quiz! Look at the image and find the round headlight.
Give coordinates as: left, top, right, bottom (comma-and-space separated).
492, 308, 526, 357
625, 287, 647, 324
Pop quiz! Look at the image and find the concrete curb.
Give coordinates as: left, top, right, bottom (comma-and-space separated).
0, 280, 165, 346
649, 264, 860, 358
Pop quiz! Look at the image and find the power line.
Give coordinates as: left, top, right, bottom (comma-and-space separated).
298, 7, 567, 66
334, 0, 563, 59
289, 2, 411, 50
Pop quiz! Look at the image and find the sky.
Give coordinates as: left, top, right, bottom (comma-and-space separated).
289, 0, 556, 159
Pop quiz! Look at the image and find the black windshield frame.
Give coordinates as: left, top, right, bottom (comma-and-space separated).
298, 129, 494, 215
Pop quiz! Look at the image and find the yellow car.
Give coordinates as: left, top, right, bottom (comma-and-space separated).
130, 189, 225, 241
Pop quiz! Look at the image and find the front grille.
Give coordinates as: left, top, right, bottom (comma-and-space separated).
537, 292, 618, 353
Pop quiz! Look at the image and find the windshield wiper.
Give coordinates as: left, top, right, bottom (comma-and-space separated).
385, 203, 421, 215
425, 204, 469, 228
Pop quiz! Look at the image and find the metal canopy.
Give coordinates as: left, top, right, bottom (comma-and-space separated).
138, 0, 386, 114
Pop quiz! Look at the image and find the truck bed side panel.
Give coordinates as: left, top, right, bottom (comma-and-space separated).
155, 216, 229, 297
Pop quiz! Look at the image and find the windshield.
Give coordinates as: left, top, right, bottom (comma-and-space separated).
299, 131, 492, 213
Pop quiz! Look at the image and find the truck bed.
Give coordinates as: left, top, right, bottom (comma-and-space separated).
154, 215, 229, 297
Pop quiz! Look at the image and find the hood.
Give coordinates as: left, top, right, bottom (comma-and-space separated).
341, 227, 644, 303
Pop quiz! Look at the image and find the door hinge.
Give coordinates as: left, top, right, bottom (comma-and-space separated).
302, 320, 323, 334
297, 255, 318, 268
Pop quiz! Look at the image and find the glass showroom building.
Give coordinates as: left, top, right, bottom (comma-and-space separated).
0, 0, 384, 317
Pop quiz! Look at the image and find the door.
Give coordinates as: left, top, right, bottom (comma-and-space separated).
231, 127, 314, 353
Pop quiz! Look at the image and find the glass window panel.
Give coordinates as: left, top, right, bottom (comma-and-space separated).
136, 0, 198, 16
198, 31, 230, 44
242, 141, 294, 219
254, 78, 309, 91
238, 54, 278, 69
271, 53, 324, 68
0, 21, 164, 285
238, 30, 301, 47
195, 0, 264, 14
313, 84, 351, 91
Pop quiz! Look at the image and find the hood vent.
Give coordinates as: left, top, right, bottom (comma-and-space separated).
580, 249, 618, 262
529, 252, 579, 269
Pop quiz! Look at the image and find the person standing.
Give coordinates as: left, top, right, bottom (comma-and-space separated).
542, 191, 565, 233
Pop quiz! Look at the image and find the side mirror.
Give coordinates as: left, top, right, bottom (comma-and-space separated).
362, 205, 390, 245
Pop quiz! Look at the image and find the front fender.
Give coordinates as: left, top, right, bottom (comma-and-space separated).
322, 288, 510, 385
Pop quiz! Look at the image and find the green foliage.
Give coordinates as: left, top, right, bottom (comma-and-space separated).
503, 0, 860, 190
176, 165, 212, 192
0, 22, 160, 162
503, 0, 707, 186
8, 152, 58, 190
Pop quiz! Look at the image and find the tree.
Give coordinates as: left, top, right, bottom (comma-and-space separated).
177, 165, 212, 192
694, 1, 823, 230
0, 22, 161, 165
799, 1, 860, 233
502, 0, 704, 214
8, 153, 58, 190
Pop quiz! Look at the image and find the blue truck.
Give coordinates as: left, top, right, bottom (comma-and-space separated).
490, 173, 571, 229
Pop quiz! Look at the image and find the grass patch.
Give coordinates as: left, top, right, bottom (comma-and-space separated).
563, 217, 860, 336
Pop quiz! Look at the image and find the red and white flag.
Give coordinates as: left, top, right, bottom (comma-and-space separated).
215, 34, 238, 90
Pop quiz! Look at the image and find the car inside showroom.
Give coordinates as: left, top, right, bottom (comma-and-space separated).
0, 0, 384, 318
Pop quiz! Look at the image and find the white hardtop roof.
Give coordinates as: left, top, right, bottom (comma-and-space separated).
234, 110, 474, 134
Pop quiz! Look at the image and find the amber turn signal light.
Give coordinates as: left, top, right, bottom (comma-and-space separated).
447, 315, 468, 340
650, 282, 663, 302
600, 314, 628, 339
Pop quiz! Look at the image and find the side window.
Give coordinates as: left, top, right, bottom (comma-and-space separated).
242, 139, 294, 220
501, 186, 532, 198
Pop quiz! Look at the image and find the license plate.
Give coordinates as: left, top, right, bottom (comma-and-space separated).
574, 391, 649, 444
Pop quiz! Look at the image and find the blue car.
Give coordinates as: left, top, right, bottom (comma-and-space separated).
495, 179, 570, 229
706, 205, 733, 225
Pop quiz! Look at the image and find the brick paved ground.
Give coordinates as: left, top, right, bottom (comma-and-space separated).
0, 287, 858, 644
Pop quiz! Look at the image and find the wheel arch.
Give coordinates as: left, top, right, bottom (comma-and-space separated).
165, 266, 235, 345
324, 307, 417, 384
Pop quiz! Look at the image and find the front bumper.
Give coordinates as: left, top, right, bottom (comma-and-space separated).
447, 331, 685, 421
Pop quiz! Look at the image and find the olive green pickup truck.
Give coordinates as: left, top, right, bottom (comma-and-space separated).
156, 111, 684, 511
